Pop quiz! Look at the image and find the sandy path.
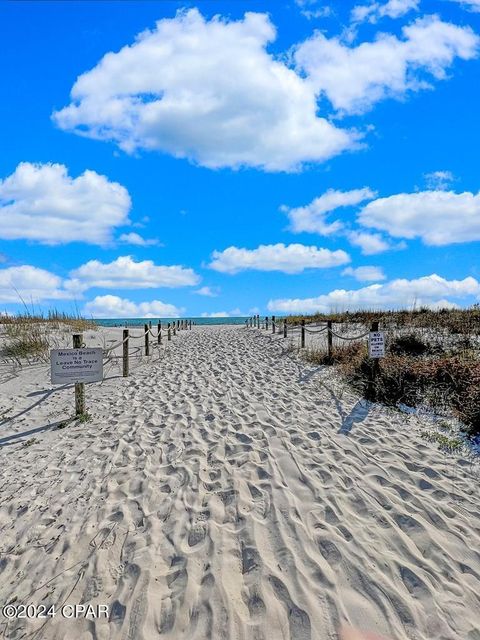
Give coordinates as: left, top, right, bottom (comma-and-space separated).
0, 325, 479, 640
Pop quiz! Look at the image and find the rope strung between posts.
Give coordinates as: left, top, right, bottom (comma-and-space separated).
329, 329, 371, 340
102, 331, 146, 354
304, 326, 329, 334
102, 318, 194, 358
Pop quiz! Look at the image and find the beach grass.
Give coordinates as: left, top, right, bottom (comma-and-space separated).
0, 310, 97, 363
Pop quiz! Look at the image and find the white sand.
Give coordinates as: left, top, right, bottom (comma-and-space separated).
0, 325, 479, 640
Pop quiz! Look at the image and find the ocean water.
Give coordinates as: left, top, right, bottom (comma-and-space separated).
94, 316, 250, 327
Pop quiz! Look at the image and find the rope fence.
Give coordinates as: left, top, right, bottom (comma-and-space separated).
246, 314, 385, 399
68, 319, 195, 414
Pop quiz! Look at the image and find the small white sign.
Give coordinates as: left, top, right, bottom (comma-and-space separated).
368, 331, 385, 358
50, 348, 103, 384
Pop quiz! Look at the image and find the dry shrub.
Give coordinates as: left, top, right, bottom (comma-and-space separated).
343, 354, 480, 437
305, 341, 366, 367
389, 333, 429, 356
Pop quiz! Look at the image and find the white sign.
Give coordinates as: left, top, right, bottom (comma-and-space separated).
368, 331, 385, 358
50, 348, 103, 384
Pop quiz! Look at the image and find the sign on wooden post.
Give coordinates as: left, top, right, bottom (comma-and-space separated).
50, 346, 103, 385
368, 331, 385, 358
367, 322, 382, 402
50, 334, 103, 416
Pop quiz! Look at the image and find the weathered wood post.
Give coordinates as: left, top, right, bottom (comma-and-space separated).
168, 322, 171, 341
265, 316, 268, 330
123, 329, 129, 377
73, 334, 85, 415
144, 324, 150, 356
189, 320, 192, 330
177, 320, 180, 331
327, 320, 333, 363
157, 321, 162, 344
272, 315, 276, 334
173, 322, 176, 336
257, 314, 260, 329
301, 319, 305, 349
283, 319, 287, 338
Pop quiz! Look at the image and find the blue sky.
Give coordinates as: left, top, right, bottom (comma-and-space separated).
1, 0, 480, 318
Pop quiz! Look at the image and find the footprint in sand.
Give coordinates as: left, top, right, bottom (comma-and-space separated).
188, 523, 207, 547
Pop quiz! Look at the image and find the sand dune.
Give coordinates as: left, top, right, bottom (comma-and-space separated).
0, 325, 479, 639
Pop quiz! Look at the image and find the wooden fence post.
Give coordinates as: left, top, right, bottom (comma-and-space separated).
177, 320, 180, 331
189, 320, 192, 330
283, 319, 287, 338
168, 323, 171, 341
301, 319, 305, 349
265, 316, 268, 330
256, 314, 259, 329
272, 315, 276, 334
327, 320, 333, 364
144, 324, 150, 356
73, 334, 85, 415
158, 321, 162, 344
173, 323, 176, 336
123, 329, 129, 377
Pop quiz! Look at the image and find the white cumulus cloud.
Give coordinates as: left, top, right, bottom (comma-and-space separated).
194, 286, 220, 297
118, 232, 160, 246
294, 15, 479, 114
347, 230, 405, 254
284, 187, 376, 234
448, 0, 480, 12
53, 9, 355, 172
200, 308, 241, 318
342, 265, 386, 281
208, 243, 350, 274
423, 170, 455, 190
268, 274, 480, 313
351, 0, 420, 24
68, 255, 200, 291
0, 265, 74, 303
358, 190, 480, 245
0, 162, 131, 245
83, 295, 183, 318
